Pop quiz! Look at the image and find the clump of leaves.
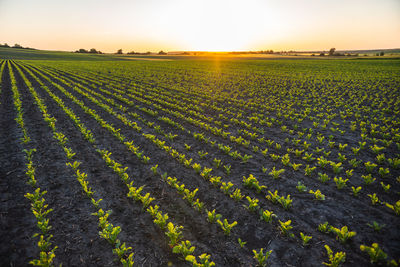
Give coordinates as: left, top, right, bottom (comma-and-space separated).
253, 248, 272, 267
323, 245, 346, 267
360, 243, 387, 264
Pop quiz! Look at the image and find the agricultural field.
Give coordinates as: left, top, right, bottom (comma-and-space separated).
0, 56, 399, 266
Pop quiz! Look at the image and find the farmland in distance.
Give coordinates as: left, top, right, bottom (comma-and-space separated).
1, 55, 399, 266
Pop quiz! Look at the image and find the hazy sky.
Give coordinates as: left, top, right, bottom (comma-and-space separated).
0, 0, 399, 52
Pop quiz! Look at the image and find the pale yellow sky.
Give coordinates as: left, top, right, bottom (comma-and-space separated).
0, 0, 399, 52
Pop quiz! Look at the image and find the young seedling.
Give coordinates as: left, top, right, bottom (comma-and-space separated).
165, 222, 183, 247
217, 219, 237, 236
331, 226, 356, 243
291, 162, 302, 171
220, 182, 234, 195
262, 166, 268, 173
360, 243, 387, 264
198, 150, 208, 159
207, 209, 222, 223
260, 209, 276, 223
318, 173, 330, 183
296, 181, 307, 193
304, 165, 316, 176
362, 174, 376, 185
367, 221, 385, 232
365, 162, 377, 173
333, 177, 348, 189
300, 232, 312, 246
351, 186, 362, 197
345, 169, 353, 178
253, 248, 272, 267
150, 164, 158, 175
385, 200, 400, 215
200, 167, 213, 180
246, 196, 260, 212
309, 189, 325, 201
278, 194, 293, 210
318, 222, 332, 234
223, 164, 231, 175
230, 189, 244, 201
172, 240, 196, 258
213, 158, 222, 168
323, 245, 346, 267
279, 220, 294, 238
378, 167, 390, 178
192, 163, 202, 174
368, 193, 379, 205
238, 238, 247, 248
380, 182, 391, 192
153, 212, 169, 230
210, 176, 222, 187
269, 167, 285, 179
243, 174, 266, 194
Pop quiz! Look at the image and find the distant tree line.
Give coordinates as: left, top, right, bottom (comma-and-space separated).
228, 50, 274, 55
0, 43, 35, 50
75, 48, 103, 54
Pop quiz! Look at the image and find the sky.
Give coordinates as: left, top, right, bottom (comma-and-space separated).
0, 0, 399, 52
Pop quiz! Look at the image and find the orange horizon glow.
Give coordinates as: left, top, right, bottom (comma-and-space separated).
0, 0, 399, 53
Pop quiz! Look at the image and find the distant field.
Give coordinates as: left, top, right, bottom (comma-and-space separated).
1, 49, 399, 266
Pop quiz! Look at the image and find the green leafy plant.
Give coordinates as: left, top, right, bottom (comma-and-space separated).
207, 209, 222, 223
381, 182, 391, 192
238, 238, 247, 248
260, 209, 276, 223
304, 165, 316, 176
279, 220, 294, 238
246, 196, 260, 212
351, 186, 362, 197
296, 181, 307, 192
318, 173, 330, 183
333, 177, 348, 189
243, 174, 266, 193
330, 226, 356, 243
309, 189, 325, 201
173, 240, 196, 258
385, 200, 400, 215
360, 243, 387, 264
269, 167, 285, 179
318, 222, 332, 234
253, 248, 272, 267
230, 189, 244, 201
367, 221, 385, 232
165, 222, 183, 247
323, 245, 346, 267
217, 219, 237, 236
368, 193, 379, 205
300, 232, 312, 246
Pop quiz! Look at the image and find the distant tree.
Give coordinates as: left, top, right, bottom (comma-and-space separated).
319, 52, 325, 56
116, 49, 123, 54
4, 43, 10, 47
158, 50, 167, 55
13, 44, 23, 48
380, 51, 384, 56
89, 48, 98, 54
127, 51, 136, 54
328, 48, 335, 56
311, 54, 315, 56
77, 48, 88, 53
145, 51, 151, 55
